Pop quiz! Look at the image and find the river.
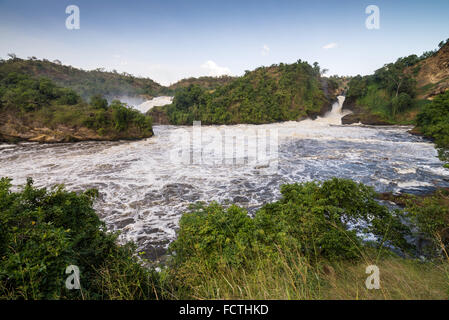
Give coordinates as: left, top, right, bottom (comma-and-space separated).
1, 97, 448, 257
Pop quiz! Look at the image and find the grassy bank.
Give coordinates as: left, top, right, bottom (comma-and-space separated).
168, 249, 448, 300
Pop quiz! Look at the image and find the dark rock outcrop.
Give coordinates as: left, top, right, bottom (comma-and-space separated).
341, 113, 393, 125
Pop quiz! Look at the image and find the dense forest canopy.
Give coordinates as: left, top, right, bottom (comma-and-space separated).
0, 56, 163, 100
163, 75, 236, 94
158, 60, 329, 125
0, 56, 238, 99
0, 71, 153, 141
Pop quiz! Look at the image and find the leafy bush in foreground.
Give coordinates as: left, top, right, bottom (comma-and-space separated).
255, 179, 410, 260
405, 188, 449, 256
0, 178, 160, 300
169, 178, 411, 272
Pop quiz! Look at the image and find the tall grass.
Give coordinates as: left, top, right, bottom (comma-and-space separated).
167, 244, 449, 300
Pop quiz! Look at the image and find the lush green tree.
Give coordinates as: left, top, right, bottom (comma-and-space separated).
160, 60, 327, 125
417, 91, 449, 163
57, 88, 80, 105
90, 94, 108, 110
391, 92, 412, 117
405, 188, 449, 256
0, 72, 154, 140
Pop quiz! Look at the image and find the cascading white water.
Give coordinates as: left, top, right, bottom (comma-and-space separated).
310, 95, 351, 125
136, 96, 173, 113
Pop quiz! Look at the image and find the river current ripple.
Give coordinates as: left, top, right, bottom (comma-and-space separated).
1, 112, 448, 256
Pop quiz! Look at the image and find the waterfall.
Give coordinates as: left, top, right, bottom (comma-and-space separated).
135, 96, 173, 113
311, 95, 350, 125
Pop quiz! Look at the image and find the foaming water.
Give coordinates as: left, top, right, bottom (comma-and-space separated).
135, 96, 173, 113
310, 95, 351, 125
0, 98, 448, 252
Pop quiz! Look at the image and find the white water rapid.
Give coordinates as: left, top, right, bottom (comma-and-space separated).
0, 97, 448, 256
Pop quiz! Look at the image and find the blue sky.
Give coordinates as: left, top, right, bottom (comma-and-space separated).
0, 0, 448, 85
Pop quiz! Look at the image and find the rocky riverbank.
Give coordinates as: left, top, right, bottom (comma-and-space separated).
0, 114, 153, 143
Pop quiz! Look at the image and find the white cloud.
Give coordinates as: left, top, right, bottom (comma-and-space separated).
261, 44, 270, 56
323, 42, 338, 50
200, 60, 231, 77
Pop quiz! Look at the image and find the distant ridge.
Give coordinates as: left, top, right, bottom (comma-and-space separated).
0, 57, 239, 101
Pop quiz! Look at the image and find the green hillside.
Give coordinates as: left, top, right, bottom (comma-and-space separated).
0, 56, 163, 100
0, 71, 153, 142
151, 60, 331, 125
163, 75, 236, 94
344, 40, 449, 125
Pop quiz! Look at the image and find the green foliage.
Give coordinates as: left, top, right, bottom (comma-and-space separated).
254, 179, 410, 260
1, 178, 447, 300
347, 56, 417, 121
162, 75, 236, 95
391, 93, 412, 117
0, 72, 80, 112
169, 178, 411, 274
0, 58, 162, 100
346, 40, 449, 123
404, 189, 449, 256
170, 203, 256, 269
90, 94, 108, 110
0, 72, 154, 140
110, 100, 152, 133
162, 60, 327, 125
0, 178, 160, 300
355, 83, 391, 116
417, 91, 449, 163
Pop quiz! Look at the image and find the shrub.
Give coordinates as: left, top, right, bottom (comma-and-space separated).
90, 94, 108, 110
417, 91, 449, 149
169, 202, 256, 269
391, 93, 412, 117
169, 179, 411, 271
417, 91, 449, 165
405, 189, 449, 256
57, 88, 80, 105
255, 178, 410, 260
0, 178, 160, 299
